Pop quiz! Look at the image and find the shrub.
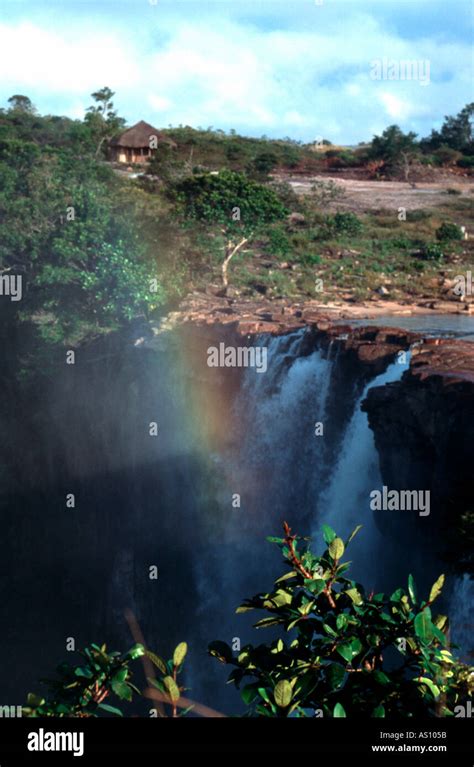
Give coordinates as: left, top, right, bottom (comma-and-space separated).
406, 210, 432, 223
24, 525, 474, 718
310, 179, 346, 206
433, 146, 463, 167
457, 156, 474, 169
248, 151, 280, 178
420, 243, 445, 261
267, 226, 291, 258
209, 523, 474, 717
436, 222, 464, 241
329, 212, 363, 236
175, 171, 287, 287
23, 643, 145, 717
300, 252, 322, 266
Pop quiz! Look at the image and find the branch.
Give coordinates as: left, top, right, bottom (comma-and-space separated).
221, 236, 248, 287
283, 522, 336, 609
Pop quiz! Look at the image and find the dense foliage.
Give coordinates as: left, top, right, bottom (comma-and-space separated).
0, 141, 162, 346
209, 523, 474, 718
23, 643, 145, 718
24, 526, 473, 718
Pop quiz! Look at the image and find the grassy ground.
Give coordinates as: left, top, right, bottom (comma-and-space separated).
189, 186, 474, 307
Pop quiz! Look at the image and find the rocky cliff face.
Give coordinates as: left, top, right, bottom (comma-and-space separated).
362, 339, 474, 575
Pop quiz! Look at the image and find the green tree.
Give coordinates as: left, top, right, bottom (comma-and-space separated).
7, 94, 36, 114
248, 151, 280, 179
23, 525, 473, 719
423, 103, 474, 154
369, 125, 419, 180
84, 87, 125, 157
23, 643, 145, 717
209, 523, 473, 717
0, 140, 164, 347
175, 171, 287, 288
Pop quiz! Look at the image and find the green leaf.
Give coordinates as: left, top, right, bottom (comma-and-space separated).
145, 650, 167, 674
267, 536, 284, 544
350, 638, 362, 657
26, 693, 45, 707
345, 588, 363, 605
390, 588, 404, 602
173, 642, 188, 667
111, 680, 132, 701
97, 703, 123, 717
323, 623, 337, 637
336, 614, 348, 631
322, 524, 337, 545
258, 687, 271, 704
274, 680, 292, 708
254, 617, 282, 629
431, 624, 447, 646
275, 570, 297, 583
346, 525, 362, 545
414, 607, 434, 644
336, 643, 354, 662
408, 574, 417, 604
241, 684, 259, 706
74, 667, 93, 679
333, 702, 346, 718
305, 579, 326, 595
208, 641, 233, 663
429, 574, 445, 604
236, 605, 254, 613
113, 668, 128, 683
163, 676, 180, 703
373, 671, 391, 686
271, 589, 292, 607
416, 676, 440, 700
326, 664, 346, 691
372, 705, 385, 718
329, 537, 345, 561
126, 643, 145, 661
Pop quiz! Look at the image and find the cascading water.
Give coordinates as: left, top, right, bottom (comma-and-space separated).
192, 329, 472, 707
1, 323, 471, 712
190, 331, 413, 708
450, 575, 474, 662
319, 356, 410, 588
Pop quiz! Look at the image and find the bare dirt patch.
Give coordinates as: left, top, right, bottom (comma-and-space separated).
283, 174, 474, 213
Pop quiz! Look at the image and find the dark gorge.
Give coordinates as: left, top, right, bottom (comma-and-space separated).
0, 317, 473, 714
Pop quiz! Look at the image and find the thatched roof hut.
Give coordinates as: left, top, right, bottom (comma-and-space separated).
110, 120, 177, 164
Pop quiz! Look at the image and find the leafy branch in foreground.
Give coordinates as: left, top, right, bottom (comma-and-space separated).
23, 643, 145, 717
23, 525, 473, 718
209, 523, 474, 718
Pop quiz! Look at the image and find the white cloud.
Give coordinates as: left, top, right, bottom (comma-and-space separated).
0, 9, 470, 142
0, 22, 140, 94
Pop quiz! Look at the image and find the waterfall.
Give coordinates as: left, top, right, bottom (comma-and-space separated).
190, 331, 413, 709
450, 574, 474, 663
319, 356, 410, 587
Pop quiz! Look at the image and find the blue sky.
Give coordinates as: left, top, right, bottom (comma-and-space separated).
1, 0, 472, 143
